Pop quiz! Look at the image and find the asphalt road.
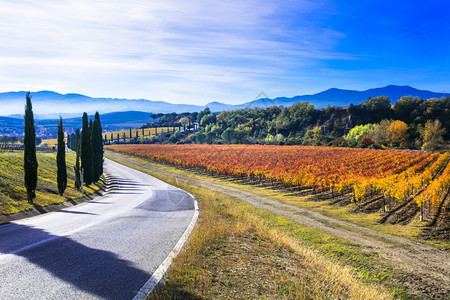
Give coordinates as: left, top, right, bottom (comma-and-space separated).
0, 159, 196, 299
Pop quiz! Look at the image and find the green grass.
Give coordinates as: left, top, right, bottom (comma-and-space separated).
0, 152, 102, 215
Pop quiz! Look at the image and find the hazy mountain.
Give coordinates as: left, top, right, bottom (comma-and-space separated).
1, 85, 448, 138
233, 85, 448, 109
0, 116, 24, 136
0, 85, 449, 123
0, 111, 154, 138
0, 91, 203, 117
0, 85, 447, 120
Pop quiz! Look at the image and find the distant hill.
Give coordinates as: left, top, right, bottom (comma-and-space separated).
0, 111, 153, 138
0, 116, 24, 136
0, 91, 203, 118
231, 85, 448, 109
0, 85, 448, 118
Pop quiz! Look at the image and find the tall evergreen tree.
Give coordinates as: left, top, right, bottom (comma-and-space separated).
92, 112, 103, 181
67, 134, 71, 151
74, 139, 81, 190
96, 112, 103, 178
71, 132, 77, 150
89, 119, 93, 139
56, 117, 67, 195
24, 92, 38, 204
75, 128, 80, 148
69, 133, 74, 150
81, 112, 94, 185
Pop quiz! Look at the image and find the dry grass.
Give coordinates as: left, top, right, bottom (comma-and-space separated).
149, 186, 392, 299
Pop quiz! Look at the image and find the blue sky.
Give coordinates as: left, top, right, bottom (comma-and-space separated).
0, 0, 449, 105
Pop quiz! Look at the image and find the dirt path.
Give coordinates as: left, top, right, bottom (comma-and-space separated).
106, 151, 450, 299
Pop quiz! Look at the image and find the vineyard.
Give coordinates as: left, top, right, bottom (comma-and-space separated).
107, 144, 450, 239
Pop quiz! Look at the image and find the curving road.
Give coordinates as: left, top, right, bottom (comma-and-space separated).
0, 159, 197, 299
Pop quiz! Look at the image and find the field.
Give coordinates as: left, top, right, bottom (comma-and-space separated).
0, 152, 102, 215
107, 144, 450, 240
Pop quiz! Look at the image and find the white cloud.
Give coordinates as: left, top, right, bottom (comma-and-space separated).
0, 0, 348, 104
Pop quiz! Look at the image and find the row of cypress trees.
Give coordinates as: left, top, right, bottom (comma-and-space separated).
74, 112, 103, 188
24, 93, 103, 205
67, 128, 80, 151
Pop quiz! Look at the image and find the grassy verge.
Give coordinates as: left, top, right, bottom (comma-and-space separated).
0, 152, 102, 215
106, 151, 411, 299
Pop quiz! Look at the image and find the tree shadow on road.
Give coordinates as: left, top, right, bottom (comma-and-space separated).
0, 223, 151, 299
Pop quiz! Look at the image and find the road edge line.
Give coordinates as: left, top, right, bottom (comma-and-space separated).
133, 192, 199, 300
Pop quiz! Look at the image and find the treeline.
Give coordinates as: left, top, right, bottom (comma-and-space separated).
126, 95, 448, 150
68, 112, 103, 187
0, 136, 43, 146
0, 136, 19, 143
144, 112, 198, 129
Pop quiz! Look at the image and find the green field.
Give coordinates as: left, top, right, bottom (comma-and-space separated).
0, 152, 101, 215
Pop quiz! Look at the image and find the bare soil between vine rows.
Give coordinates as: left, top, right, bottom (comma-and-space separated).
107, 151, 450, 299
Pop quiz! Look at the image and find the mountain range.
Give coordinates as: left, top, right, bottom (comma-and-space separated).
0, 85, 448, 138
0, 85, 447, 119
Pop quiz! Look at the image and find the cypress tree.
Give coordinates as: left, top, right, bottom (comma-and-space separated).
75, 128, 80, 148
71, 133, 76, 150
89, 119, 93, 138
92, 112, 103, 182
24, 92, 38, 204
72, 132, 76, 150
97, 113, 103, 177
81, 113, 94, 185
56, 117, 67, 195
67, 134, 71, 151
74, 139, 81, 190
69, 133, 74, 150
